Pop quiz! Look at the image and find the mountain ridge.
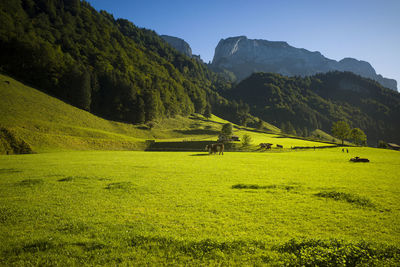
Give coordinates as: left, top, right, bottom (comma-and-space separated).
211, 36, 397, 91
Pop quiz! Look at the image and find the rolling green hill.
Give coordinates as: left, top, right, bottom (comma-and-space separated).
1, 74, 336, 153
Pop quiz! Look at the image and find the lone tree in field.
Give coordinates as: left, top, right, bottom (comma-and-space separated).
332, 121, 350, 145
220, 123, 233, 140
349, 128, 367, 146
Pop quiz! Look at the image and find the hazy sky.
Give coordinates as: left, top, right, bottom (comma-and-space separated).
86, 0, 400, 88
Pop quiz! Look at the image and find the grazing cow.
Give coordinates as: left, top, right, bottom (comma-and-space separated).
259, 143, 272, 149
4, 81, 10, 84
276, 144, 283, 149
350, 156, 369, 163
205, 143, 224, 155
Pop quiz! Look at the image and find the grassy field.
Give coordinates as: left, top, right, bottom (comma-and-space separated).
1, 147, 399, 265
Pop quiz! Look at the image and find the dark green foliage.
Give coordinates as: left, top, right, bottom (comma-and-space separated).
276, 238, 400, 266
204, 103, 212, 118
281, 121, 296, 135
378, 140, 388, 148
332, 121, 351, 145
349, 128, 367, 146
0, 0, 238, 124
315, 190, 375, 209
0, 127, 33, 154
221, 123, 233, 138
241, 134, 252, 147
225, 72, 400, 145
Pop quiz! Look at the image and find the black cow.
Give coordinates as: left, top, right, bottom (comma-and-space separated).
276, 144, 283, 149
350, 156, 369, 163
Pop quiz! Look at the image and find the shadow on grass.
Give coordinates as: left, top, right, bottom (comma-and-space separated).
17, 179, 43, 186
189, 153, 209, 156
58, 177, 74, 182
173, 129, 219, 135
105, 182, 134, 191
0, 168, 22, 174
315, 190, 376, 209
232, 184, 299, 191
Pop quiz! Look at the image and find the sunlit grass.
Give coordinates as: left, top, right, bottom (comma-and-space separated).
0, 147, 399, 265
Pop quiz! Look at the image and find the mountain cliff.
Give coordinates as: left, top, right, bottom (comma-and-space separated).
212, 36, 397, 91
161, 35, 192, 57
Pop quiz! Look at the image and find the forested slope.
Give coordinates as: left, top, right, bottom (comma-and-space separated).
0, 0, 251, 125
226, 72, 400, 144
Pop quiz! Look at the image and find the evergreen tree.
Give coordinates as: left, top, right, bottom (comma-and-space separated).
204, 103, 212, 118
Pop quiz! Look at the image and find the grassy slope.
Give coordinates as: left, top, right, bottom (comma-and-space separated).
0, 148, 399, 265
0, 74, 333, 152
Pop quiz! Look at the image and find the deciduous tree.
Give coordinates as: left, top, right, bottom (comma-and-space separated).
332, 121, 350, 145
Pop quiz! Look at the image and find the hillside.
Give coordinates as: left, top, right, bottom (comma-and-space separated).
1, 74, 337, 153
0, 0, 256, 126
224, 72, 400, 145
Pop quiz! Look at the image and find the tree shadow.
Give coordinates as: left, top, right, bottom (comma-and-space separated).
173, 129, 219, 135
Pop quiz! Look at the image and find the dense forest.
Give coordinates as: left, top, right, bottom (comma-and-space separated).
225, 72, 400, 144
0, 0, 255, 125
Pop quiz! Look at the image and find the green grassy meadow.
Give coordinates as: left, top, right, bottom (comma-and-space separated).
1, 147, 399, 265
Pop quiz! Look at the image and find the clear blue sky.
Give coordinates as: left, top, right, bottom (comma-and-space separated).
86, 0, 400, 87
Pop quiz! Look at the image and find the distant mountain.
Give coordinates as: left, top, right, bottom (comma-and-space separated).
211, 36, 397, 91
161, 35, 204, 63
224, 71, 400, 145
161, 35, 192, 57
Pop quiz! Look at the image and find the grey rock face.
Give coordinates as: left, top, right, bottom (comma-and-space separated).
161, 35, 192, 57
212, 36, 397, 91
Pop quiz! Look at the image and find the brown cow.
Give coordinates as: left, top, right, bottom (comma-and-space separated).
205, 143, 224, 155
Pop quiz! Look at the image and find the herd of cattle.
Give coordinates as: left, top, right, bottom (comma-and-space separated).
205, 142, 369, 162
205, 142, 284, 155
259, 143, 283, 149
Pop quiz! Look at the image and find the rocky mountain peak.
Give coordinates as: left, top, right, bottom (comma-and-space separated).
211, 36, 397, 91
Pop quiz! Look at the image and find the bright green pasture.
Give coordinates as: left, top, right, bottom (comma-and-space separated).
1, 148, 399, 265
234, 129, 334, 148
